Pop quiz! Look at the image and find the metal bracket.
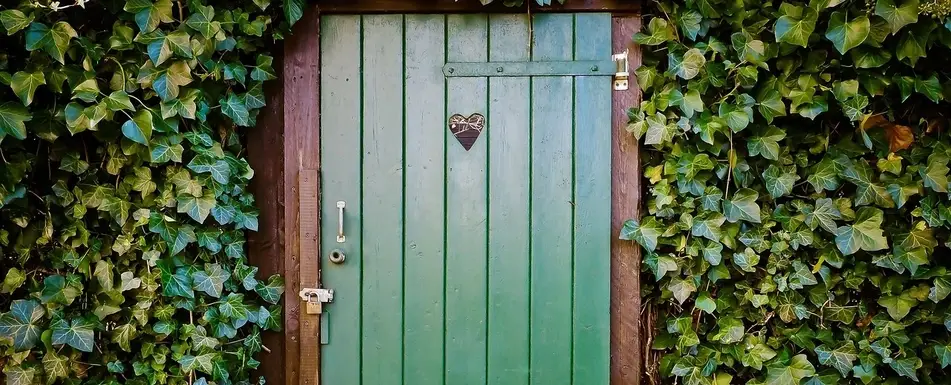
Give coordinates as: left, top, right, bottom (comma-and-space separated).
443, 60, 616, 77
613, 50, 630, 91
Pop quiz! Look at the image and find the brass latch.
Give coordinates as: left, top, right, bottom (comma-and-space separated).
613, 50, 629, 91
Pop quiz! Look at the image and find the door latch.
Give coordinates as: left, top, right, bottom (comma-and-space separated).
300, 287, 334, 315
612, 50, 629, 91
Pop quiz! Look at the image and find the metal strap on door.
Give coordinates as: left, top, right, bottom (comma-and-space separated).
442, 49, 630, 90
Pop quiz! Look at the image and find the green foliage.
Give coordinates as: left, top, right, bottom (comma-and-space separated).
0, 0, 296, 383
626, 0, 951, 382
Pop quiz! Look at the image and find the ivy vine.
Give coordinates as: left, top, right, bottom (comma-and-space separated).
623, 0, 951, 383
0, 0, 305, 384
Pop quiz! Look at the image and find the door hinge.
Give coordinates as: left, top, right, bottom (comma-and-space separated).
300, 287, 334, 315
613, 50, 630, 91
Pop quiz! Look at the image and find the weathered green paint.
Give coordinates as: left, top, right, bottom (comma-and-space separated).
319, 14, 362, 385
403, 14, 447, 385
572, 13, 612, 384
487, 14, 531, 385
443, 60, 617, 77
445, 14, 489, 385
319, 13, 611, 385
529, 13, 575, 385
360, 15, 405, 385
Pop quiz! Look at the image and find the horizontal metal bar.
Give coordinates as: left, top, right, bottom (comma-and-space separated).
443, 60, 616, 77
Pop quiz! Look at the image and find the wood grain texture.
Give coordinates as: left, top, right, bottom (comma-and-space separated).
283, 5, 320, 385
316, 0, 639, 13
610, 15, 643, 385
247, 43, 285, 385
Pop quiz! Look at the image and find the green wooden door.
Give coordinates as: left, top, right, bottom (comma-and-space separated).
319, 13, 612, 385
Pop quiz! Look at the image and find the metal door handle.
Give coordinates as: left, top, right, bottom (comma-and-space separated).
336, 201, 346, 243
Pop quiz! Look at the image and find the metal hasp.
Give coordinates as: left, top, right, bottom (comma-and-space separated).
336, 200, 346, 243
613, 50, 629, 91
300, 287, 334, 315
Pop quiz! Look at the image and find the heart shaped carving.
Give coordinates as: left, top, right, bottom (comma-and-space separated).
449, 113, 485, 151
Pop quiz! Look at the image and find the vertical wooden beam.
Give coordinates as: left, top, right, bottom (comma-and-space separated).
247, 43, 286, 385
610, 15, 643, 385
284, 5, 321, 385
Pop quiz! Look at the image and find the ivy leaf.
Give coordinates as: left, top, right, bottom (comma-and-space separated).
3, 366, 36, 385
0, 101, 33, 140
284, 0, 306, 24
896, 22, 933, 65
765, 354, 816, 385
42, 351, 69, 383
251, 55, 277, 81
188, 155, 232, 184
851, 47, 892, 68
878, 292, 918, 320
24, 22, 76, 64
177, 191, 216, 224
874, 0, 918, 34
193, 264, 231, 298
123, 0, 174, 33
620, 217, 663, 251
254, 275, 285, 304
915, 75, 943, 103
747, 127, 786, 160
692, 212, 726, 241
634, 18, 675, 45
920, 153, 949, 193
774, 7, 817, 47
669, 48, 706, 80
1, 268, 26, 294
888, 357, 921, 381
815, 342, 858, 377
807, 157, 841, 192
0, 10, 34, 34
824, 12, 870, 54
723, 188, 762, 223
186, 5, 219, 38
51, 316, 96, 352
0, 300, 45, 351
758, 90, 787, 123
220, 92, 251, 126
935, 345, 951, 368
178, 353, 217, 374
668, 278, 696, 305
835, 207, 888, 255
762, 165, 798, 198
158, 259, 195, 299
122, 109, 153, 146
10, 71, 45, 106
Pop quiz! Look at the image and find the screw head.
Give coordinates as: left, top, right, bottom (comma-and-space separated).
448, 67, 455, 73
497, 67, 504, 73
592, 66, 599, 72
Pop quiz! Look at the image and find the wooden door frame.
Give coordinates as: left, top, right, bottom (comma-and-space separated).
247, 2, 644, 384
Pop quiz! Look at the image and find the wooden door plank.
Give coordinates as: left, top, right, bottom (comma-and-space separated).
316, 0, 640, 13
487, 14, 531, 385
319, 15, 363, 385
360, 14, 406, 385
571, 13, 612, 384
445, 14, 489, 385
403, 14, 447, 385
611, 15, 644, 385
529, 13, 574, 385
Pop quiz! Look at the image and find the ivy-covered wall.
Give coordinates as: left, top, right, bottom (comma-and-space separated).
622, 0, 951, 383
0, 0, 305, 384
